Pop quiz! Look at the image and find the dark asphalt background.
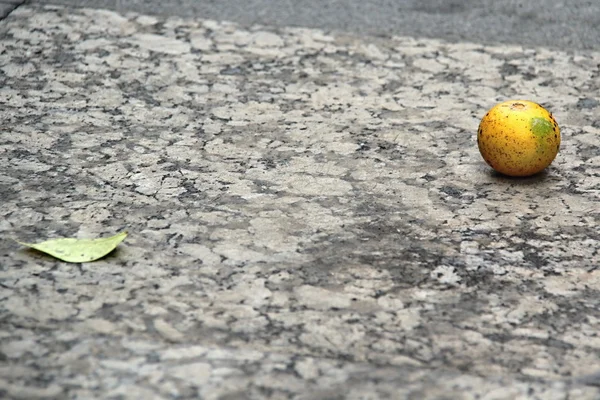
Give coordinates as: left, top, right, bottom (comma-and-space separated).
9, 0, 595, 50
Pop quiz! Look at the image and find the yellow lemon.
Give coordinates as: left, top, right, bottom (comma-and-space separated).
477, 100, 560, 177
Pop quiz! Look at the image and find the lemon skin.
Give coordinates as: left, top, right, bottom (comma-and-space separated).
477, 100, 561, 177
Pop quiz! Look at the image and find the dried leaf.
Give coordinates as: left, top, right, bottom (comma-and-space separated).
16, 231, 127, 263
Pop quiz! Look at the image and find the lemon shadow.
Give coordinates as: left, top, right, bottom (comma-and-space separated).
488, 168, 552, 185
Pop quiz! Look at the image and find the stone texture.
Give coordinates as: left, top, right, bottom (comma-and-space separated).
1, 4, 600, 399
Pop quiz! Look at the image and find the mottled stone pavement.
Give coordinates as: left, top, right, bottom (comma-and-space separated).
1, 4, 600, 399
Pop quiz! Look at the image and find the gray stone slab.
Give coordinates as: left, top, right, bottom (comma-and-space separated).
0, 3, 15, 18
31, 0, 600, 50
2, 4, 600, 399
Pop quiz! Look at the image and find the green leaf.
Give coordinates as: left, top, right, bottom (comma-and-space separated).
16, 231, 127, 263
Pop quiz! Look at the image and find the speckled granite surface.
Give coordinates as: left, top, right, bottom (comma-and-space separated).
1, 4, 600, 399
